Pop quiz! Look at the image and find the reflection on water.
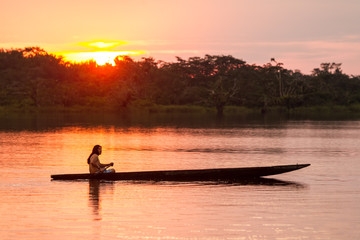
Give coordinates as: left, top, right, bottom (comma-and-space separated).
86, 178, 305, 221
0, 113, 360, 240
0, 111, 259, 131
89, 180, 101, 218
206, 177, 306, 188
88, 180, 115, 221
3, 110, 358, 132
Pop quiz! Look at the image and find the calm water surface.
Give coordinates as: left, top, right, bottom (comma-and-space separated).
0, 113, 359, 240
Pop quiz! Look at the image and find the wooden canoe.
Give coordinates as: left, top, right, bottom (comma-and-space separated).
51, 164, 310, 181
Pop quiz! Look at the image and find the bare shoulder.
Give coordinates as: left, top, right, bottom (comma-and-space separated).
89, 154, 99, 163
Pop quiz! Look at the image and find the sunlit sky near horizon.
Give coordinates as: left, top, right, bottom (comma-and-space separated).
1, 0, 360, 74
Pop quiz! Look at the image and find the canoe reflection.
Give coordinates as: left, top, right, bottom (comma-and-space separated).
114, 177, 305, 188
198, 177, 306, 187
88, 180, 114, 220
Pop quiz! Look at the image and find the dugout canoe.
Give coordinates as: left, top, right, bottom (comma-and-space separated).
51, 164, 310, 181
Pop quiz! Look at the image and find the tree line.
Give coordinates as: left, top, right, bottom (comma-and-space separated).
1, 47, 360, 115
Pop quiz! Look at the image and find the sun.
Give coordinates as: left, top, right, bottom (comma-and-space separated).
59, 50, 145, 65
91, 51, 117, 65
53, 40, 145, 65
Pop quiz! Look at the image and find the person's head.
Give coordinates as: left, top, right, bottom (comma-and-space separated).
87, 145, 102, 164
92, 145, 102, 155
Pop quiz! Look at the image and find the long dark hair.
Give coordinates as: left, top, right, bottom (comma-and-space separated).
87, 145, 101, 164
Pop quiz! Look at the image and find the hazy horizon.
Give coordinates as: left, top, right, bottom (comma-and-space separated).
1, 0, 360, 74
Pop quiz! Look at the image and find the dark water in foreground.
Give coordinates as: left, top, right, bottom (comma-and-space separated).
0, 112, 359, 239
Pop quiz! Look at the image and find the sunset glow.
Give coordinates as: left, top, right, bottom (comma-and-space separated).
88, 42, 121, 49
1, 0, 360, 74
53, 40, 145, 65
79, 40, 128, 49
57, 50, 146, 65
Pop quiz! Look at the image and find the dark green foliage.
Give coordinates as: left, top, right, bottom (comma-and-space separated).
1, 47, 360, 114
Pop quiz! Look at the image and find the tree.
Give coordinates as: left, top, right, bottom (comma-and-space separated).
1, 47, 359, 113
170, 55, 246, 115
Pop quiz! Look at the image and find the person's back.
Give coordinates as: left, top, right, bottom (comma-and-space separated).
89, 153, 101, 174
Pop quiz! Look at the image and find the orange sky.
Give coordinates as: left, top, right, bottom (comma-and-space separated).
1, 0, 360, 74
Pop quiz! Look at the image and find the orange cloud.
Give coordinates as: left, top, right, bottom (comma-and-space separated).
78, 40, 128, 50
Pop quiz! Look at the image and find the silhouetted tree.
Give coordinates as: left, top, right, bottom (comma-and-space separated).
1, 47, 360, 113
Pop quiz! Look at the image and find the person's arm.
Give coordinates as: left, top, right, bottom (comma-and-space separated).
93, 155, 113, 172
99, 162, 114, 168
99, 162, 113, 168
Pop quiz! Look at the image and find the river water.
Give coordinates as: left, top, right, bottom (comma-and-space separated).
0, 112, 359, 240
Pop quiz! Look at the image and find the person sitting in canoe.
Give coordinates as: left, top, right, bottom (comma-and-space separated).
87, 145, 115, 174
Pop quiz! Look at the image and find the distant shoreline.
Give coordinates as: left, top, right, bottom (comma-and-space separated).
2, 104, 360, 117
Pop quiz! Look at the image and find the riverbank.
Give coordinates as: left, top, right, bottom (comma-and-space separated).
2, 104, 360, 116
0, 104, 252, 114
2, 104, 360, 131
